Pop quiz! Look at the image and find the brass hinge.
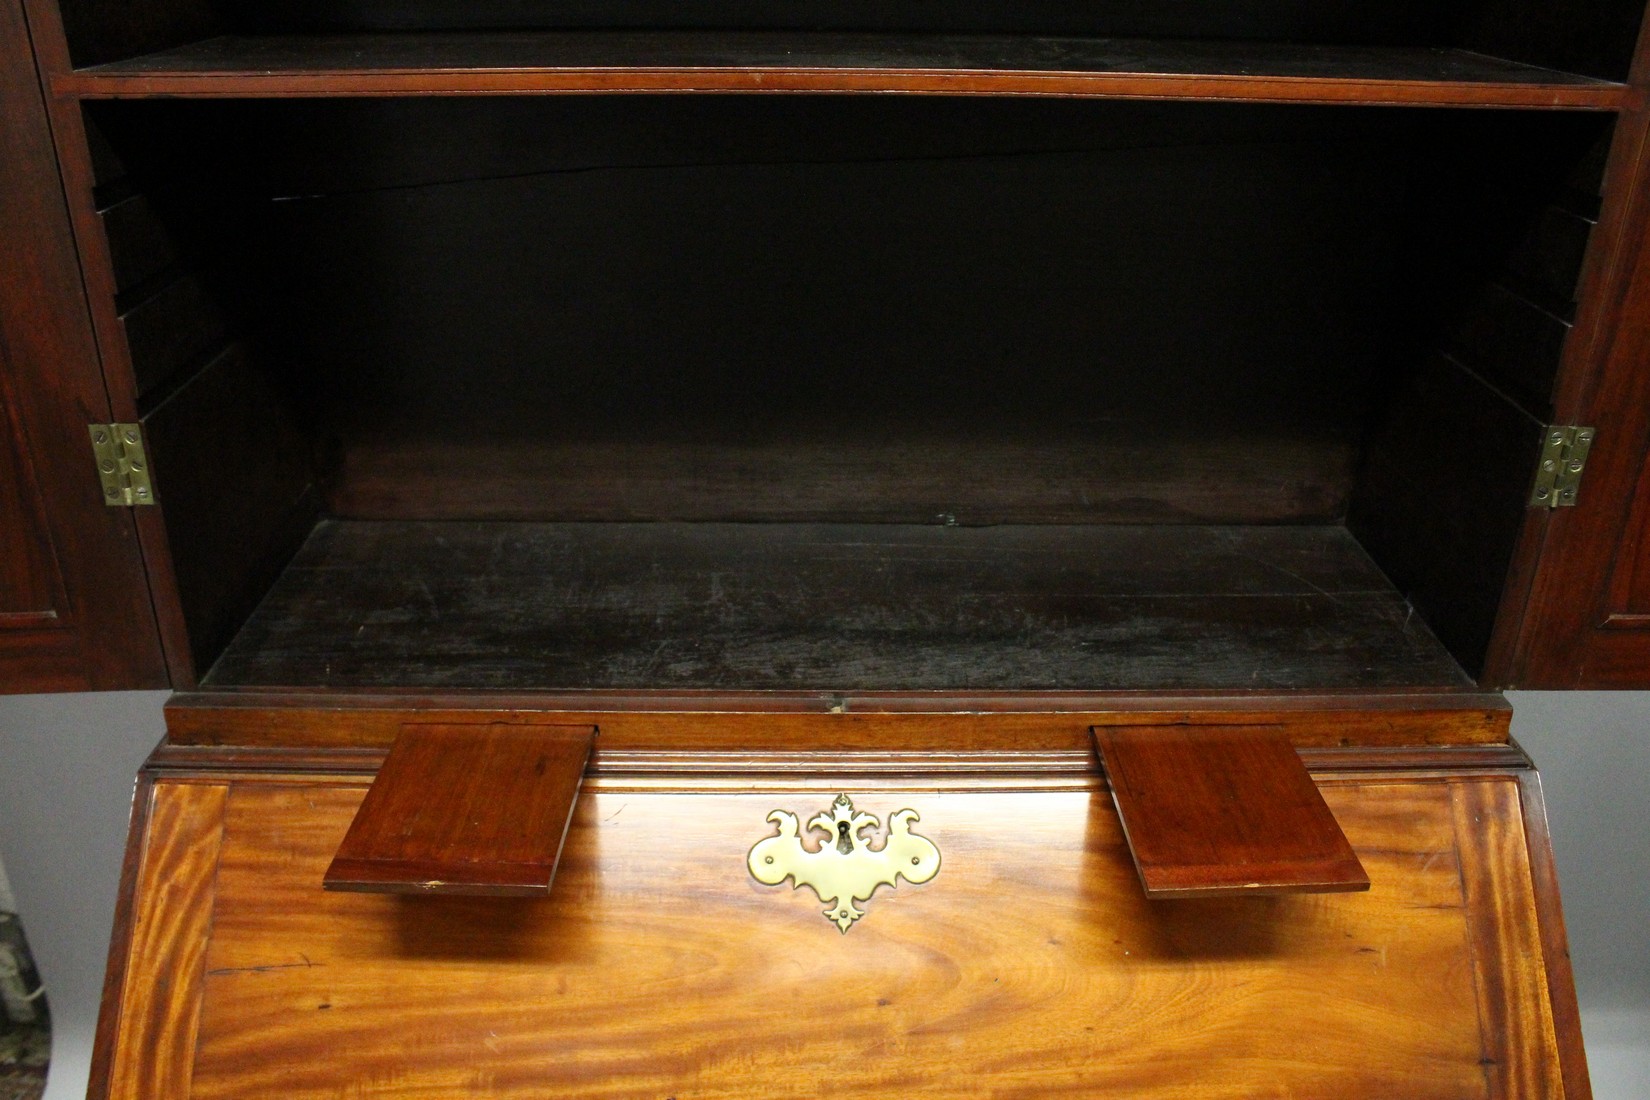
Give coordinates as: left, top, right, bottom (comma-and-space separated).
1529, 425, 1595, 509
88, 423, 156, 507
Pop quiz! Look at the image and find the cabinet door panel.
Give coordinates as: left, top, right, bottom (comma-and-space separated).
1489, 21, 1650, 687
0, 366, 62, 624
0, 0, 166, 691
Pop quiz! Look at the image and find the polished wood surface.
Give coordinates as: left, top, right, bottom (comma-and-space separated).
100, 769, 1573, 1099
101, 781, 225, 1100
1094, 725, 1368, 897
1516, 771, 1594, 1100
18, 0, 220, 687
1485, 12, 1650, 685
325, 723, 594, 896
0, 0, 167, 691
1454, 778, 1564, 1098
204, 521, 1469, 692
160, 692, 1516, 750
56, 32, 1625, 107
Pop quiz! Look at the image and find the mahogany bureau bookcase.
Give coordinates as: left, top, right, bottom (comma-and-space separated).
6, 0, 1650, 1096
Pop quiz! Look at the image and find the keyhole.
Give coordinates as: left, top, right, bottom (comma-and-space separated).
836, 820, 853, 854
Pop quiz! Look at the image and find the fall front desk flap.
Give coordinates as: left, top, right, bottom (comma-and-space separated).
103, 755, 1563, 1100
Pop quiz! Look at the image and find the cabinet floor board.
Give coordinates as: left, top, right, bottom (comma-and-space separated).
202, 521, 1470, 692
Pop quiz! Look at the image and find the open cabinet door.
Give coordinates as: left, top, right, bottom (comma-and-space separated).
0, 0, 166, 692
1492, 63, 1650, 687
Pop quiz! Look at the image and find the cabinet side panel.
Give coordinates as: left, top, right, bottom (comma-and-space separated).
1497, 16, 1650, 686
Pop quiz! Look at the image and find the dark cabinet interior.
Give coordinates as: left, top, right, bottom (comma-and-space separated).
70, 86, 1612, 694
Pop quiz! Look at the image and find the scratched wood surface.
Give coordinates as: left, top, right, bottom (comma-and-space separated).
203, 522, 1471, 692
102, 772, 1566, 1099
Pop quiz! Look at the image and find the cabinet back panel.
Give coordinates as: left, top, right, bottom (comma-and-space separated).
220, 1, 1451, 42
91, 97, 1424, 526
49, 0, 1647, 81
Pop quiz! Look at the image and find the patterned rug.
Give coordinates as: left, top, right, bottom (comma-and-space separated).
0, 911, 47, 1100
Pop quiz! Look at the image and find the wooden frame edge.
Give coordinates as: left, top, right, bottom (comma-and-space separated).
1518, 770, 1594, 1100
85, 771, 154, 1100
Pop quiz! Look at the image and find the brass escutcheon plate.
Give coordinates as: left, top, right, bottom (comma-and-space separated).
746, 794, 940, 932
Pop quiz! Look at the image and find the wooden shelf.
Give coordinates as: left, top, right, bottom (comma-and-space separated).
202, 520, 1472, 692
59, 32, 1625, 108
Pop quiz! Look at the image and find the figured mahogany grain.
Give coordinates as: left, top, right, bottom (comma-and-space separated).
1453, 777, 1565, 1098
1094, 725, 1369, 897
102, 782, 226, 1100
88, 772, 1565, 1099
1517, 771, 1594, 1099
324, 723, 594, 896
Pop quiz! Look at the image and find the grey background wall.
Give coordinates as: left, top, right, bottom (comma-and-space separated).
0, 690, 1644, 1098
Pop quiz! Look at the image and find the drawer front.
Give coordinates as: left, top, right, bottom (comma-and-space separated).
99, 765, 1568, 1099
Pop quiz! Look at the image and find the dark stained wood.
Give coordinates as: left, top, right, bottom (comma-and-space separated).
202, 521, 1470, 692
0, 0, 166, 692
1093, 725, 1369, 898
325, 722, 595, 896
0, 349, 65, 629
98, 192, 176, 293
1351, 355, 1550, 678
1488, 12, 1650, 686
52, 0, 219, 68
1507, 206, 1598, 307
121, 273, 228, 400
143, 739, 1534, 785
84, 0, 1463, 43
1463, 0, 1645, 81
56, 32, 1626, 107
327, 432, 1359, 527
198, 99, 1403, 528
1443, 282, 1573, 411
141, 344, 319, 676
17, 0, 204, 688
